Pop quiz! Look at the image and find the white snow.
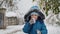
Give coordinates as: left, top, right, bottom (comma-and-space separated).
0, 24, 60, 34
5, 12, 17, 17
14, 0, 33, 18
0, 25, 25, 34
46, 24, 60, 34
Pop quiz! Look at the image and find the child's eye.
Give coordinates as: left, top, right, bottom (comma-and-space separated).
31, 15, 34, 16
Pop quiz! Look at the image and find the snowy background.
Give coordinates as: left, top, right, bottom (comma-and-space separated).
0, 0, 60, 34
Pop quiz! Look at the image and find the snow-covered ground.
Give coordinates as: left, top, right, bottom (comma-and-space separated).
0, 24, 60, 34
46, 24, 60, 34
0, 25, 25, 34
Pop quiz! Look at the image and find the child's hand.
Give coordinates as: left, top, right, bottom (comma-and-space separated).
29, 18, 36, 24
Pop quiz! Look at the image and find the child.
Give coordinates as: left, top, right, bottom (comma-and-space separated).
23, 6, 47, 34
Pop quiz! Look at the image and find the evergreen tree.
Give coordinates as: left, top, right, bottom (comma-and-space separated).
39, 0, 60, 16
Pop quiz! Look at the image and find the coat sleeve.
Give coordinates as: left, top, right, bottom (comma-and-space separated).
23, 22, 33, 33
41, 23, 48, 34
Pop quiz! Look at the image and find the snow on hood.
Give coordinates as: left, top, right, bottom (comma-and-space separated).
5, 12, 17, 17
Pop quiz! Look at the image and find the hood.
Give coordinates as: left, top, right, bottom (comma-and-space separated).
24, 6, 45, 22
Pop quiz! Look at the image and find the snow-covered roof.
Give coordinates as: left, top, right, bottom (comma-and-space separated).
0, 8, 6, 10
5, 12, 17, 17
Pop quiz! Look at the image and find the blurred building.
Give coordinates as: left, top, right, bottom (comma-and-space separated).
5, 12, 19, 26
0, 8, 6, 29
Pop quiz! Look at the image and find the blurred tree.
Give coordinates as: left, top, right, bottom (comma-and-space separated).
33, 0, 35, 2
0, 0, 5, 7
45, 0, 60, 15
0, 0, 17, 12
0, 0, 14, 7
39, 0, 60, 16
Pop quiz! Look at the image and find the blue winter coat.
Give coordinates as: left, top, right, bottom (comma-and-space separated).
23, 6, 47, 34
23, 20, 47, 34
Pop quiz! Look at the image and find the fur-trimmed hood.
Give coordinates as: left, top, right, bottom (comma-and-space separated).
24, 6, 45, 22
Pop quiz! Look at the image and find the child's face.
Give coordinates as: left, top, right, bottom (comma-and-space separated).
31, 15, 38, 20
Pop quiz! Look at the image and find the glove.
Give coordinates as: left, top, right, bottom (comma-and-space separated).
29, 18, 36, 24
